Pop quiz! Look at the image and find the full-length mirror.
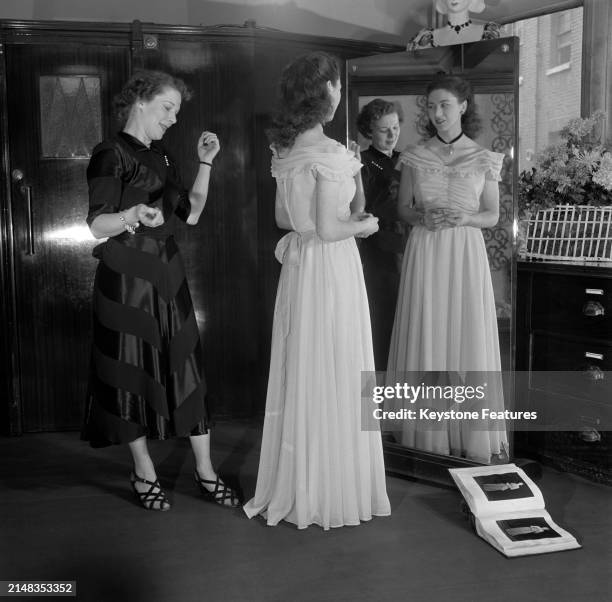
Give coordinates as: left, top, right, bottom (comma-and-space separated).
347, 38, 518, 481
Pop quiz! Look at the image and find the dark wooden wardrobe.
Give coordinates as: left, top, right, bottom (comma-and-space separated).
0, 19, 399, 435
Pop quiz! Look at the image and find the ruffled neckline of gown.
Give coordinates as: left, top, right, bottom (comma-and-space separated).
270, 140, 360, 176
399, 143, 504, 178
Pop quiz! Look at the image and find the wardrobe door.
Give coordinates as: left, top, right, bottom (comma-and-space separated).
5, 42, 129, 431
138, 34, 261, 419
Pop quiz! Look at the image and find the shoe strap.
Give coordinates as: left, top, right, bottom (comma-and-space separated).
131, 473, 169, 509
195, 472, 238, 504
131, 472, 159, 487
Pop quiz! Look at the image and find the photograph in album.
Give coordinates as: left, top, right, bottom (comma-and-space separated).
497, 517, 563, 542
449, 464, 581, 557
473, 472, 534, 502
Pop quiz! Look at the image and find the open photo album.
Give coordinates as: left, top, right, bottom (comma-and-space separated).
449, 463, 582, 557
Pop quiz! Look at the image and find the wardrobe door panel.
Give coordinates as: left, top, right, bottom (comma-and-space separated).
143, 37, 259, 418
5, 42, 130, 431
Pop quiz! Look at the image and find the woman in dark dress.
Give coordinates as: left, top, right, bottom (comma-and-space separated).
83, 70, 239, 511
356, 99, 404, 370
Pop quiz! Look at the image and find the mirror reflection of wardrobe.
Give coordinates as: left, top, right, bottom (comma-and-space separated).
347, 38, 518, 485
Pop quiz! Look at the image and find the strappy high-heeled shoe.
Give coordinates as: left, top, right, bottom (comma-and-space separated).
194, 470, 240, 508
130, 472, 171, 511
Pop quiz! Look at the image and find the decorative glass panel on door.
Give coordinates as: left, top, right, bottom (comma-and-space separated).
39, 75, 102, 159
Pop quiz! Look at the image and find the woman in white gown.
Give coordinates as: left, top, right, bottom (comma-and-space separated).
244, 51, 391, 529
387, 74, 508, 464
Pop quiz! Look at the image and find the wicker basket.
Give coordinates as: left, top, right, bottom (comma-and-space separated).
524, 204, 612, 261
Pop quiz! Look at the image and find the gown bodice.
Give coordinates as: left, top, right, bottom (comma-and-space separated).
271, 141, 361, 233
398, 143, 504, 214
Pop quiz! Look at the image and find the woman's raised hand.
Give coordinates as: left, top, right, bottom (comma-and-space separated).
197, 131, 221, 164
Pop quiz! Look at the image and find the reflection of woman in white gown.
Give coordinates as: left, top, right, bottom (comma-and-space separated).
387, 74, 508, 463
244, 51, 391, 530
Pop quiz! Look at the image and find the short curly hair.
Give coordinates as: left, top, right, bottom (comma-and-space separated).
113, 70, 193, 126
356, 99, 403, 139
424, 73, 481, 139
267, 51, 341, 149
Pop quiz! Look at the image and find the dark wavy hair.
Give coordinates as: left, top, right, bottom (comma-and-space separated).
356, 99, 403, 139
113, 70, 193, 126
267, 51, 341, 149
424, 74, 481, 139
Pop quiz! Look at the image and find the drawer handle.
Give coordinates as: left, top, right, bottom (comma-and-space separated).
579, 427, 601, 443
582, 300, 605, 317
585, 352, 604, 361
585, 288, 604, 295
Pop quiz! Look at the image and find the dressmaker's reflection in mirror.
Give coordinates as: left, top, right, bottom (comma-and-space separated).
386, 74, 508, 464
357, 100, 404, 369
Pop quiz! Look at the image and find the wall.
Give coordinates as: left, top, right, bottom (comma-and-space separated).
582, 0, 612, 141
512, 7, 583, 173
0, 0, 586, 45
0, 0, 427, 45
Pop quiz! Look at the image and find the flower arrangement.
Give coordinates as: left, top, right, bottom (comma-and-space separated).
518, 111, 612, 218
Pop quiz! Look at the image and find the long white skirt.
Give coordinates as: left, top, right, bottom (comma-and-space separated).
244, 232, 391, 529
386, 225, 508, 463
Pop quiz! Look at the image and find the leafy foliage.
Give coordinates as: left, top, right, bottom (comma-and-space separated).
518, 112, 612, 217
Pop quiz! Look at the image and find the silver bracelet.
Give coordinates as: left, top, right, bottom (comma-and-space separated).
119, 212, 139, 235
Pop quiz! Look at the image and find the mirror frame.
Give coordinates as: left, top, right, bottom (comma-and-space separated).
346, 38, 520, 486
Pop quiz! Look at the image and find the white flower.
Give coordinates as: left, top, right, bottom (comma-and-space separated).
593, 152, 612, 191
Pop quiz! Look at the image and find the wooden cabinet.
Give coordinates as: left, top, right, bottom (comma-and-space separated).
515, 260, 612, 484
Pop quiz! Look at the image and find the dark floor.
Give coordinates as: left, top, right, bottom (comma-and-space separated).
0, 422, 610, 602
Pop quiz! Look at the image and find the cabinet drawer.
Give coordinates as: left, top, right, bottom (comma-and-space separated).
525, 389, 612, 430
531, 273, 612, 339
530, 333, 612, 405
516, 431, 612, 485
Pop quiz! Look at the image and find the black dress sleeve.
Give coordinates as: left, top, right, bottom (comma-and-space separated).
86, 141, 124, 226
361, 162, 376, 213
163, 147, 191, 223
